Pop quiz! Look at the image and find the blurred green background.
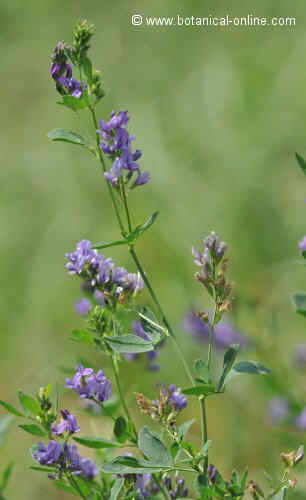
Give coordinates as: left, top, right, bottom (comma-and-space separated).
1, 0, 306, 497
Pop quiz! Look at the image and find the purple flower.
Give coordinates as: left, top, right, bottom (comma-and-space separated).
97, 110, 149, 189
296, 407, 306, 430
294, 344, 306, 368
64, 444, 98, 479
32, 441, 62, 466
183, 312, 248, 350
299, 236, 306, 253
267, 398, 289, 425
75, 298, 91, 316
52, 410, 80, 436
65, 241, 144, 302
163, 475, 189, 498
66, 365, 112, 403
168, 384, 187, 411
50, 41, 84, 98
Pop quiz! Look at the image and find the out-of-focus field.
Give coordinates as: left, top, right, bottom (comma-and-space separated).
1, 0, 306, 497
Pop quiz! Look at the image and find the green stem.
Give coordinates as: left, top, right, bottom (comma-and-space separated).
200, 397, 209, 475
110, 355, 137, 442
121, 182, 133, 232
67, 472, 87, 500
89, 106, 126, 235
152, 476, 171, 500
129, 246, 194, 386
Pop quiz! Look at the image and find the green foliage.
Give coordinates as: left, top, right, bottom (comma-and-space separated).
18, 424, 46, 437
104, 334, 155, 353
182, 384, 216, 397
110, 478, 124, 500
73, 436, 120, 449
0, 401, 23, 417
18, 391, 40, 416
113, 416, 129, 443
103, 455, 170, 474
217, 344, 239, 391
47, 129, 88, 147
70, 329, 94, 344
138, 426, 172, 466
295, 153, 306, 176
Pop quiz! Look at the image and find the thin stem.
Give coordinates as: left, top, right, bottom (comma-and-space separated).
200, 397, 209, 475
152, 476, 171, 500
129, 246, 194, 386
66, 472, 87, 500
89, 106, 126, 235
121, 182, 133, 232
110, 355, 137, 442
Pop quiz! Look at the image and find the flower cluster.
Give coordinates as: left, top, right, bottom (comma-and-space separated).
50, 41, 84, 98
65, 240, 144, 304
299, 235, 306, 253
122, 469, 188, 499
124, 321, 163, 371
51, 409, 80, 436
32, 441, 98, 480
193, 232, 233, 316
183, 311, 248, 350
136, 384, 187, 427
66, 365, 112, 403
97, 111, 150, 188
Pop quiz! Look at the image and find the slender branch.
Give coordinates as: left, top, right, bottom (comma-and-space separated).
89, 106, 126, 235
109, 354, 137, 442
200, 397, 209, 475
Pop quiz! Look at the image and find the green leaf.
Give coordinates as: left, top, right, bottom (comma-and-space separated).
227, 361, 270, 382
70, 329, 94, 345
0, 400, 24, 417
57, 94, 89, 111
194, 359, 210, 383
18, 424, 46, 437
48, 128, 87, 147
104, 334, 154, 353
81, 57, 93, 83
177, 419, 194, 440
138, 426, 172, 466
295, 153, 306, 176
110, 477, 125, 500
293, 292, 306, 316
217, 344, 239, 391
73, 436, 120, 449
54, 480, 78, 496
93, 239, 128, 250
1, 462, 14, 491
127, 212, 159, 242
114, 416, 128, 443
18, 391, 40, 416
30, 466, 55, 473
103, 456, 170, 475
182, 384, 216, 397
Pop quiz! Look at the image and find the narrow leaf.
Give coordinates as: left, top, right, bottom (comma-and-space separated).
18, 391, 40, 416
110, 477, 124, 500
19, 424, 46, 437
73, 436, 120, 449
295, 153, 306, 176
93, 239, 128, 250
48, 128, 87, 146
0, 400, 23, 417
227, 361, 270, 382
114, 416, 128, 443
103, 456, 170, 475
57, 94, 89, 111
70, 329, 94, 345
1, 462, 14, 491
217, 344, 239, 391
138, 427, 172, 466
182, 384, 216, 397
104, 334, 154, 354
